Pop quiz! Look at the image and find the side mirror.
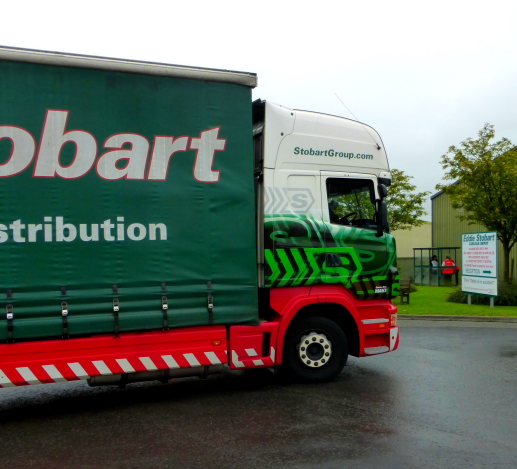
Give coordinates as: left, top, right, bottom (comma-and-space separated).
378, 177, 392, 187
378, 183, 388, 199
376, 199, 389, 237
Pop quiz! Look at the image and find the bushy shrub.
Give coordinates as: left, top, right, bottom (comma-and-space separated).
447, 281, 517, 306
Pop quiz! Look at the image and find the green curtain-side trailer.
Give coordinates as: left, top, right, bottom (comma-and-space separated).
0, 51, 259, 341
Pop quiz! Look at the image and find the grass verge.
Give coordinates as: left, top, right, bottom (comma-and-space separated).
396, 285, 517, 317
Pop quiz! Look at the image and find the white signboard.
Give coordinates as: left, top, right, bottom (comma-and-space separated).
461, 231, 498, 297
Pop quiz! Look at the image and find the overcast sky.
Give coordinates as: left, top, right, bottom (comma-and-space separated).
2, 0, 516, 219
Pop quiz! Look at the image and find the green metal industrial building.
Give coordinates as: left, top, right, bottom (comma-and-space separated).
431, 189, 516, 280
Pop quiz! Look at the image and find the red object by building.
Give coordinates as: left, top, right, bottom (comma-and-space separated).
443, 259, 456, 274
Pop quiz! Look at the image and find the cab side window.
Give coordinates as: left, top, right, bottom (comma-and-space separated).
327, 178, 377, 229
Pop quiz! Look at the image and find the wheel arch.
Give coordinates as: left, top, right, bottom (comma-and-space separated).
280, 302, 360, 362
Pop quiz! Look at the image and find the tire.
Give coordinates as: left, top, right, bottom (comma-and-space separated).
283, 317, 348, 382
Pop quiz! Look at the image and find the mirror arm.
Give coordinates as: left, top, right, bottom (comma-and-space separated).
376, 199, 389, 237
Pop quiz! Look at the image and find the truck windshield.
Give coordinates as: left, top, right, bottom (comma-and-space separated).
327, 178, 377, 229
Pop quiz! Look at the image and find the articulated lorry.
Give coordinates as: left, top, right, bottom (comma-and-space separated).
0, 46, 399, 389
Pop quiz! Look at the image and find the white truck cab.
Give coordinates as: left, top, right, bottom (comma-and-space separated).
254, 101, 395, 295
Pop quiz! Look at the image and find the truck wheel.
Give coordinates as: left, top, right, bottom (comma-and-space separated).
283, 317, 348, 382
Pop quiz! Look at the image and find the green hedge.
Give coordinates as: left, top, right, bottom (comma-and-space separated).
447, 281, 517, 306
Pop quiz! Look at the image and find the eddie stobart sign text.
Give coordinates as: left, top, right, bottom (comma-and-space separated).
462, 231, 498, 297
462, 232, 497, 277
463, 233, 496, 246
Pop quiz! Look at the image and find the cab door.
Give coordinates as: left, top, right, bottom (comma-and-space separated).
319, 172, 391, 298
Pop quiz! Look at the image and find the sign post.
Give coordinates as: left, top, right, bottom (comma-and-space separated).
461, 231, 498, 307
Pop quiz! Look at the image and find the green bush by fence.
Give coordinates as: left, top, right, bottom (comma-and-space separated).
447, 281, 517, 307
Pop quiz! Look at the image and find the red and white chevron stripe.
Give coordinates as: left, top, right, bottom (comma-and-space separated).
229, 322, 279, 369
0, 350, 227, 387
0, 326, 228, 387
231, 346, 276, 369
0, 323, 285, 387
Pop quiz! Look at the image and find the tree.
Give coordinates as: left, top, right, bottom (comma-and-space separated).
436, 123, 517, 282
387, 169, 430, 231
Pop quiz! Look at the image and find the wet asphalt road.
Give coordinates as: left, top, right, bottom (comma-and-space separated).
0, 320, 516, 469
